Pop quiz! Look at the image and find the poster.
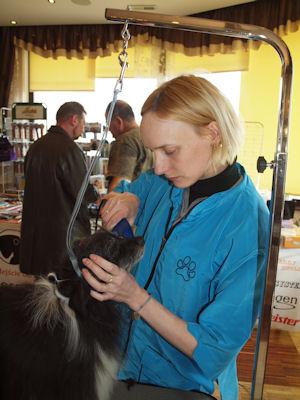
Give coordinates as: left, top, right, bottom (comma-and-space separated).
0, 221, 34, 285
272, 247, 300, 331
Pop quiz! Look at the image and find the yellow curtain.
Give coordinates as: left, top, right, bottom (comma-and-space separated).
30, 42, 249, 91
9, 48, 29, 106
94, 44, 249, 79
30, 53, 95, 91
95, 45, 166, 79
165, 48, 249, 77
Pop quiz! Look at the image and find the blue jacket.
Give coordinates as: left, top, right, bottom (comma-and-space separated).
116, 165, 269, 400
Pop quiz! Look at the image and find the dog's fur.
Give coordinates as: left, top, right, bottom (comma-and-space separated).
0, 227, 144, 400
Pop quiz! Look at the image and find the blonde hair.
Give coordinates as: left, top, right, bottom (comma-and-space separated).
141, 75, 243, 166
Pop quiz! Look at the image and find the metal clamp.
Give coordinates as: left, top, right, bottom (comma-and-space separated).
257, 156, 275, 173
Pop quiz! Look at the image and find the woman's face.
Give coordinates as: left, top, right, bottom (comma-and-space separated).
141, 112, 220, 188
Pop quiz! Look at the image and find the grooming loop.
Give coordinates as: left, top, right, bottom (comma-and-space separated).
66, 21, 131, 279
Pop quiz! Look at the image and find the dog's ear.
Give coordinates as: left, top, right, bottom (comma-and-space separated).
57, 257, 79, 281
73, 239, 83, 258
67, 279, 90, 317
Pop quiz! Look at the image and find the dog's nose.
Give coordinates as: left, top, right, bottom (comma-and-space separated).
135, 236, 144, 246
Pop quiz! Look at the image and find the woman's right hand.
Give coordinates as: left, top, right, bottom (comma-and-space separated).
100, 191, 140, 230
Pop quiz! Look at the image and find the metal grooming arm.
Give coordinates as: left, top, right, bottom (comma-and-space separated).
105, 8, 293, 400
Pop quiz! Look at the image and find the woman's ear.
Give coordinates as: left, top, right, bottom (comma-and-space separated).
207, 121, 221, 145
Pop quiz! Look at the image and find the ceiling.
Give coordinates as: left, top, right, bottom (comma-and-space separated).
0, 0, 255, 27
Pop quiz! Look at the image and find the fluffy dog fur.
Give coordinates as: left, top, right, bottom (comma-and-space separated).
0, 227, 144, 400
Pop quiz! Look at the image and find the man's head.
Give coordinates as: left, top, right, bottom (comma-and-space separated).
105, 100, 138, 139
56, 102, 86, 140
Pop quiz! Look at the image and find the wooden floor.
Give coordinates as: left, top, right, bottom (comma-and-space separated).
213, 328, 300, 399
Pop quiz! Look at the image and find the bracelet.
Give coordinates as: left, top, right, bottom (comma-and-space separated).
133, 295, 152, 319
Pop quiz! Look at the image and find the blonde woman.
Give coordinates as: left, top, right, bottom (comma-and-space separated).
83, 75, 269, 400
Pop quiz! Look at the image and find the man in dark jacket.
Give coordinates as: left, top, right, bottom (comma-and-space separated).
20, 102, 97, 275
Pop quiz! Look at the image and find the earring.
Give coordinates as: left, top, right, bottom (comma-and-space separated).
212, 141, 222, 150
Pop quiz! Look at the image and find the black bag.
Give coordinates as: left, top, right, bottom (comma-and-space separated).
0, 135, 15, 162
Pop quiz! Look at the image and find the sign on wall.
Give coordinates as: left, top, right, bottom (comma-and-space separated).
272, 248, 300, 331
12, 103, 47, 121
0, 222, 34, 285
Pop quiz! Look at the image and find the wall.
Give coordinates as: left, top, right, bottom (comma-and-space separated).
239, 30, 300, 195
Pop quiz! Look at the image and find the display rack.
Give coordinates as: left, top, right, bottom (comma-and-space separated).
78, 122, 110, 193
0, 107, 14, 192
10, 103, 47, 189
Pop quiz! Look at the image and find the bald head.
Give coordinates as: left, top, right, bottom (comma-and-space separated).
105, 100, 138, 138
105, 100, 135, 121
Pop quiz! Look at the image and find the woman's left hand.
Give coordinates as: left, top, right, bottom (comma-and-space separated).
82, 255, 197, 358
82, 254, 144, 307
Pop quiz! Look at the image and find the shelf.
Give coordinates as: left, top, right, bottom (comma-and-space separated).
11, 139, 34, 144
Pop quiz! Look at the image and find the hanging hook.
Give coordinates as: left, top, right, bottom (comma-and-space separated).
121, 21, 131, 44
116, 21, 130, 92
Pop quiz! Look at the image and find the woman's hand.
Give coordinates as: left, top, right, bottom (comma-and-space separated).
100, 192, 140, 231
82, 254, 198, 358
82, 254, 148, 310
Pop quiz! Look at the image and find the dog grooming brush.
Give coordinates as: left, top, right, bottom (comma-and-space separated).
111, 218, 134, 238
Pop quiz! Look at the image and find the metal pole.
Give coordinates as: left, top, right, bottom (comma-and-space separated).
105, 8, 293, 399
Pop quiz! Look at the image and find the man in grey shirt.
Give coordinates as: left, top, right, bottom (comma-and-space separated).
105, 100, 153, 192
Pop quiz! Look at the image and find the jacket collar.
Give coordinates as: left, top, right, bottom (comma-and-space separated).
48, 125, 73, 140
169, 164, 246, 221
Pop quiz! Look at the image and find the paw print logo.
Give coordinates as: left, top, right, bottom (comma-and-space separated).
176, 256, 196, 281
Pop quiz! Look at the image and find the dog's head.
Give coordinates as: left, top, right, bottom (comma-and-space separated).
74, 227, 144, 272
51, 227, 144, 318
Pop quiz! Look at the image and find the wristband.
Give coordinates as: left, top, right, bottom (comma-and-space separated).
132, 295, 152, 320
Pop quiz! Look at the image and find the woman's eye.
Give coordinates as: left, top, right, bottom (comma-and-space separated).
164, 148, 176, 155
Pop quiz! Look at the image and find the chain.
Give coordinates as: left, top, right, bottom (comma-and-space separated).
66, 22, 131, 278
107, 21, 130, 132
114, 22, 131, 94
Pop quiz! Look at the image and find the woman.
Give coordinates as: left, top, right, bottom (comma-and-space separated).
82, 75, 269, 400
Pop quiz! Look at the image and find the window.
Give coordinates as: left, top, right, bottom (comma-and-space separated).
34, 72, 241, 141
34, 77, 158, 142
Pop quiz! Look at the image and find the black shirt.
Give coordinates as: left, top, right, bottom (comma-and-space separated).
189, 163, 241, 205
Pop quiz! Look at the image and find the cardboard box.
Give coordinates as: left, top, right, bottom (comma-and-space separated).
281, 226, 300, 249
282, 235, 300, 249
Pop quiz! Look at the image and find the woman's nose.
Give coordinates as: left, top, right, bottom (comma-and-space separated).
154, 155, 167, 176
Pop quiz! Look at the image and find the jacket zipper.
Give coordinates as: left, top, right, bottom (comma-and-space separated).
123, 205, 175, 359
124, 198, 203, 358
